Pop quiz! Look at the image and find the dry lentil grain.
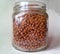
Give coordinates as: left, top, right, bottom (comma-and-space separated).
13, 12, 48, 50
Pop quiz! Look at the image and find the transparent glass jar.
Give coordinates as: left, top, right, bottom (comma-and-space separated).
12, 1, 48, 52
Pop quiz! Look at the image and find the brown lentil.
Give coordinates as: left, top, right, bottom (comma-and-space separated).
13, 12, 48, 50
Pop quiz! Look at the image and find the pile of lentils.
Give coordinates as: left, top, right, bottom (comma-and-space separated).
13, 12, 48, 50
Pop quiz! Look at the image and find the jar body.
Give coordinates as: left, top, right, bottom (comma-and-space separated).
12, 2, 48, 51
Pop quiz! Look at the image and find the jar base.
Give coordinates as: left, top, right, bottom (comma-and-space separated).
12, 42, 47, 52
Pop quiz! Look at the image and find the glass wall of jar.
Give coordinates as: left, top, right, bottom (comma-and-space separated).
12, 1, 48, 52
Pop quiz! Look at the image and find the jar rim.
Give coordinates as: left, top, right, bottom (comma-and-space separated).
15, 1, 46, 5
14, 1, 46, 9
13, 1, 46, 12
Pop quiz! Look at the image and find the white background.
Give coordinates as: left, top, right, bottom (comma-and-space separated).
0, 0, 60, 54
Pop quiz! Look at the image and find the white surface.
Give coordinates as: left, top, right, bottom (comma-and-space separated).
0, 0, 60, 54
48, 0, 60, 13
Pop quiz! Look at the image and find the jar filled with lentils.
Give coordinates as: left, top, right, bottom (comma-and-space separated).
12, 1, 48, 51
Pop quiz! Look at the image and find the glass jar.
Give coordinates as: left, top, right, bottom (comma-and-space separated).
12, 1, 48, 51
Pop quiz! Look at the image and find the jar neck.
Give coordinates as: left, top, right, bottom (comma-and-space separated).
13, 2, 46, 13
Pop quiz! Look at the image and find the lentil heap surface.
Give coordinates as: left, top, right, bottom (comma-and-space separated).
13, 12, 48, 50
